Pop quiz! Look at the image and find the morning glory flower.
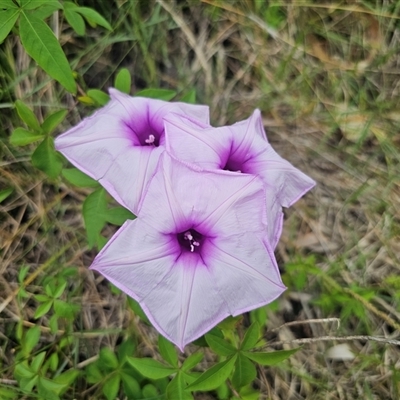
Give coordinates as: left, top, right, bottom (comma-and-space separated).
164, 111, 316, 248
90, 153, 286, 350
55, 88, 209, 214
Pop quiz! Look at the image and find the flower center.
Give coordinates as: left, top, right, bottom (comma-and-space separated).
144, 134, 156, 145
223, 157, 243, 173
124, 120, 161, 147
177, 229, 203, 253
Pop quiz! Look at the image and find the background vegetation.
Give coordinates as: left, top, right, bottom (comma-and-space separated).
1, 0, 400, 399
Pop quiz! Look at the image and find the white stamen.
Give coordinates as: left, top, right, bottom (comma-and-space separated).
184, 231, 193, 241
145, 134, 155, 144
193, 241, 200, 247
190, 244, 194, 252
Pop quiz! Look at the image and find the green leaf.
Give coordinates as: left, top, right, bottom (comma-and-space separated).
41, 109, 68, 134
135, 88, 176, 101
19, 375, 38, 393
232, 354, 256, 390
127, 357, 176, 379
62, 168, 99, 188
1, 0, 18, 9
87, 89, 110, 106
82, 188, 107, 248
31, 352, 46, 372
158, 335, 178, 368
15, 100, 41, 131
14, 362, 35, 379
49, 314, 58, 334
19, 11, 76, 93
38, 377, 65, 397
205, 334, 236, 356
53, 280, 67, 298
104, 206, 135, 226
186, 355, 237, 392
31, 137, 63, 179
34, 300, 53, 319
180, 89, 196, 104
250, 305, 267, 326
74, 7, 112, 31
86, 364, 103, 384
53, 369, 79, 394
40, 377, 65, 393
167, 371, 193, 400
33, 2, 63, 20
182, 352, 203, 372
24, 326, 41, 354
64, 9, 85, 36
0, 9, 19, 44
127, 297, 150, 324
49, 352, 59, 372
114, 68, 131, 94
99, 347, 119, 370
142, 383, 159, 399
121, 372, 141, 399
10, 127, 44, 146
103, 374, 120, 400
53, 299, 79, 319
0, 188, 13, 203
118, 339, 136, 363
0, 386, 18, 399
243, 348, 299, 366
20, 0, 56, 10
240, 322, 260, 351
34, 294, 49, 302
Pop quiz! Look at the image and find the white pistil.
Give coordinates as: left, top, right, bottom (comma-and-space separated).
145, 134, 155, 145
184, 231, 200, 252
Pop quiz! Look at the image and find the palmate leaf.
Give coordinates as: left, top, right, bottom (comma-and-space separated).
181, 352, 203, 372
41, 109, 68, 134
205, 333, 236, 356
186, 355, 237, 392
15, 100, 41, 131
114, 68, 131, 94
240, 321, 260, 351
135, 88, 176, 101
0, 8, 19, 44
64, 9, 85, 36
10, 128, 44, 146
127, 357, 176, 379
103, 374, 120, 400
158, 335, 179, 368
62, 168, 99, 188
86, 89, 110, 106
83, 188, 107, 248
72, 6, 112, 31
31, 137, 63, 179
19, 11, 76, 93
167, 371, 193, 400
232, 354, 256, 390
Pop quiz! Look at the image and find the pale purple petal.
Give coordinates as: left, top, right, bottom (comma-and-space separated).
90, 153, 285, 349
90, 219, 179, 301
55, 88, 210, 214
164, 113, 230, 169
138, 153, 266, 237
205, 233, 286, 315
165, 110, 315, 247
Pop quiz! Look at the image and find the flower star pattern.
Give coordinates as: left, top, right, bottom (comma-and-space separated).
90, 154, 286, 350
55, 89, 209, 214
164, 111, 316, 248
